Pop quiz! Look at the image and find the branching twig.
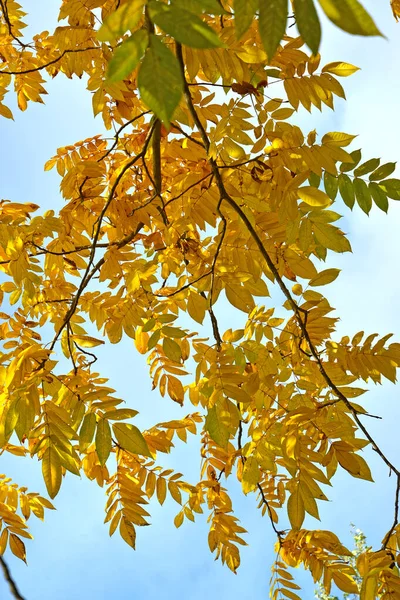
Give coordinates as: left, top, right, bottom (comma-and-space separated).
0, 47, 100, 75
176, 40, 400, 545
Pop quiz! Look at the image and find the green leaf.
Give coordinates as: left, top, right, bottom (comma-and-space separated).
369, 162, 396, 181
293, 0, 321, 54
95, 418, 112, 466
97, 0, 145, 43
379, 178, 400, 200
138, 35, 183, 125
354, 157, 380, 177
234, 0, 259, 39
113, 422, 152, 457
205, 405, 230, 448
163, 337, 182, 362
107, 30, 149, 83
338, 173, 355, 209
149, 1, 223, 48
369, 182, 389, 212
258, 0, 288, 61
324, 171, 339, 199
172, 0, 226, 14
317, 0, 382, 36
354, 177, 372, 214
308, 172, 321, 188
340, 149, 361, 173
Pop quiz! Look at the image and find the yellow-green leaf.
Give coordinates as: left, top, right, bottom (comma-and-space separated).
205, 405, 229, 448
317, 0, 382, 36
258, 0, 288, 61
112, 422, 152, 457
310, 268, 340, 286
149, 1, 223, 48
354, 158, 380, 177
293, 0, 321, 55
369, 182, 388, 213
369, 162, 396, 181
313, 222, 352, 253
163, 337, 182, 362
95, 418, 112, 466
354, 178, 372, 214
234, 0, 258, 39
242, 455, 260, 494
106, 30, 149, 83
137, 35, 183, 125
339, 173, 355, 209
97, 0, 145, 42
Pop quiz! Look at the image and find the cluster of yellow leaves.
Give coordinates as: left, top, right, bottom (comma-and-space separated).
1, 0, 400, 596
0, 473, 54, 562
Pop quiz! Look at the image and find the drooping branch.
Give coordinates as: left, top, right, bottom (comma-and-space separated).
0, 557, 25, 600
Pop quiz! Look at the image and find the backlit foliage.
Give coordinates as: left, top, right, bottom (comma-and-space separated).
0, 0, 400, 597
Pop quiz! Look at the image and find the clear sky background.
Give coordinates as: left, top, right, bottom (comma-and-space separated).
1, 1, 400, 599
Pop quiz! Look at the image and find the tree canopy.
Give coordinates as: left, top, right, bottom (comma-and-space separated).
1, 0, 400, 598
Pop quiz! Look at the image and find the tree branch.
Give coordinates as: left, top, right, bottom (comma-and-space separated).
0, 557, 25, 600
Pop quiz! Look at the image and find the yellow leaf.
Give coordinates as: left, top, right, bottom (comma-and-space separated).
360, 572, 378, 600
156, 476, 167, 505
321, 131, 357, 147
242, 455, 260, 494
167, 375, 185, 405
187, 291, 207, 324
119, 517, 136, 549
72, 335, 105, 348
205, 405, 229, 448
9, 534, 26, 563
225, 283, 255, 313
42, 447, 62, 499
168, 480, 182, 504
135, 328, 149, 354
313, 222, 352, 253
0, 528, 9, 555
332, 571, 359, 594
309, 268, 340, 286
287, 487, 305, 530
298, 186, 332, 207
322, 62, 360, 77
174, 510, 184, 528
224, 137, 246, 159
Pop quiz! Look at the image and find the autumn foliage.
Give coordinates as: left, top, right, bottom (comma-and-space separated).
1, 0, 400, 598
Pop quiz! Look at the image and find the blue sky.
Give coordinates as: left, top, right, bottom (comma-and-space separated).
1, 1, 400, 598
